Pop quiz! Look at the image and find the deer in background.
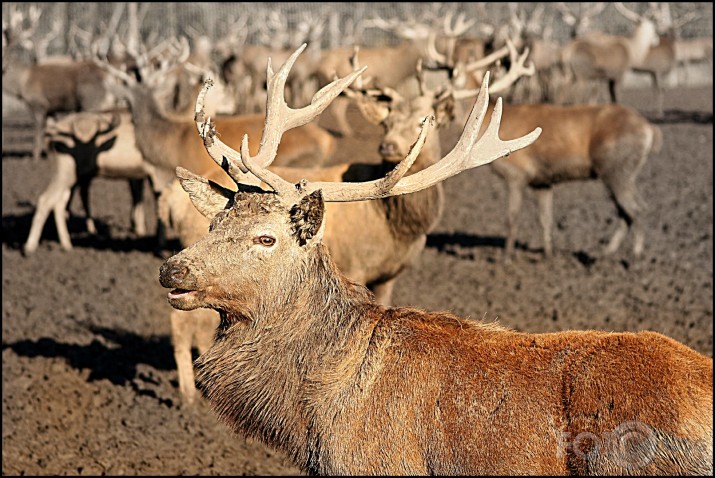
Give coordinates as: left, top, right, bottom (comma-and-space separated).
158, 46, 712, 475
2, 5, 117, 161
314, 12, 475, 137
560, 2, 660, 105
627, 3, 700, 117
385, 46, 661, 260
22, 111, 151, 255
95, 40, 337, 248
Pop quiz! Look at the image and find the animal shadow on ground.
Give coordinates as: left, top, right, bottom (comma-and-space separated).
648, 109, 713, 124
426, 232, 539, 259
2, 323, 177, 407
2, 210, 170, 255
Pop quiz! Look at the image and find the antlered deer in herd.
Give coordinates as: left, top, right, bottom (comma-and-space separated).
158, 42, 535, 404
159, 46, 712, 475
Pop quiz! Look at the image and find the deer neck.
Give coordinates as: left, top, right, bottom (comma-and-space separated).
1, 61, 30, 98
627, 21, 657, 65
126, 86, 184, 172
378, 131, 445, 240
194, 244, 380, 468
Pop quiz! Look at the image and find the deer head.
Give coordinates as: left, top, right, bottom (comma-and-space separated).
160, 44, 541, 320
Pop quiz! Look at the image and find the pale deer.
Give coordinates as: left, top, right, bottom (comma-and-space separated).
22, 111, 151, 255
624, 3, 700, 118
560, 2, 660, 105
159, 47, 712, 476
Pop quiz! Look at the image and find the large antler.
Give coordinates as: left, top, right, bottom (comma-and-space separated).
196, 45, 541, 205
194, 44, 366, 194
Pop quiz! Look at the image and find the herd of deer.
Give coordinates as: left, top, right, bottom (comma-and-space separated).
3, 3, 712, 475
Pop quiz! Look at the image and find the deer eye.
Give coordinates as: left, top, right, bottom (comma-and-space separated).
254, 235, 276, 247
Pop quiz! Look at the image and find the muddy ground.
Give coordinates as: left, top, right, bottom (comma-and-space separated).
2, 85, 712, 475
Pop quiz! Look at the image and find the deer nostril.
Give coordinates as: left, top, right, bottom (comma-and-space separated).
170, 266, 189, 282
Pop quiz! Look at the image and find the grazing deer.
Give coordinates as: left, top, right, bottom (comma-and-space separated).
22, 111, 151, 255
560, 2, 660, 105
159, 47, 712, 476
2, 5, 117, 161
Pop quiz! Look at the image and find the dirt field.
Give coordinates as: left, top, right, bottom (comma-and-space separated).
2, 85, 712, 475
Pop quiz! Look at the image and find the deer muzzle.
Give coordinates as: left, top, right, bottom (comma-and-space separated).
159, 260, 203, 310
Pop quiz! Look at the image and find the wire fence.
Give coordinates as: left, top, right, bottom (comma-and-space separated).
3, 2, 713, 59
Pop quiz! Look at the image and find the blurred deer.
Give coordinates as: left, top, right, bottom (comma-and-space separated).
560, 2, 659, 105
159, 45, 711, 476
2, 5, 117, 161
23, 111, 151, 255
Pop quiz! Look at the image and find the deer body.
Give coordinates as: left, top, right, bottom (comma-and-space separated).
484, 101, 661, 258
2, 60, 115, 161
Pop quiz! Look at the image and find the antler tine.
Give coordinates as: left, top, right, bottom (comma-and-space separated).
614, 2, 643, 23
487, 40, 534, 94
464, 43, 511, 72
444, 11, 476, 38
301, 72, 541, 203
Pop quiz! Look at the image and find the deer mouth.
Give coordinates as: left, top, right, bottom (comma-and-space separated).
166, 288, 203, 310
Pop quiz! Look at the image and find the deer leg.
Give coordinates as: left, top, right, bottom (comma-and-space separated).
370, 279, 396, 307
603, 177, 644, 257
24, 183, 70, 254
128, 178, 147, 236
31, 110, 47, 161
608, 79, 619, 104
78, 178, 97, 235
504, 179, 525, 260
170, 309, 198, 405
652, 72, 664, 118
535, 187, 554, 258
52, 188, 74, 251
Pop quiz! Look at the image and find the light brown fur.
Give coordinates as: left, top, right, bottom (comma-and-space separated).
483, 101, 662, 259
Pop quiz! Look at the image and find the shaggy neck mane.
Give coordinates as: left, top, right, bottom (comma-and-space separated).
194, 242, 380, 468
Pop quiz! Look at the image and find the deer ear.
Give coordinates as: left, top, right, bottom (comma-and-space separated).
290, 190, 325, 246
176, 167, 235, 220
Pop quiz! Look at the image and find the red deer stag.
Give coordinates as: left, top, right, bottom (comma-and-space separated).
159, 47, 712, 476
158, 42, 534, 404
